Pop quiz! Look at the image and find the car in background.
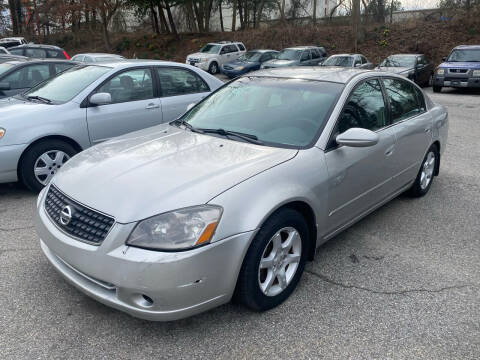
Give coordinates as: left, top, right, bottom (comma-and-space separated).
0, 37, 27, 48
71, 53, 126, 63
34, 67, 447, 321
261, 46, 327, 69
186, 41, 246, 74
221, 49, 279, 78
0, 59, 75, 99
376, 54, 433, 86
321, 54, 374, 69
8, 44, 70, 60
0, 60, 223, 191
0, 46, 10, 54
433, 45, 480, 93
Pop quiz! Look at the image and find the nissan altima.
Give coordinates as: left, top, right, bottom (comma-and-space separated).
35, 68, 448, 321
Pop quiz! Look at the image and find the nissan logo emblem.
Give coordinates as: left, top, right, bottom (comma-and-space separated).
59, 205, 73, 226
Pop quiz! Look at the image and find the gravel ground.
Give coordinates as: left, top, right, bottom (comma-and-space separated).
0, 87, 479, 360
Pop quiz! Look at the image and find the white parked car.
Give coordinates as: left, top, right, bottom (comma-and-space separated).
186, 41, 246, 74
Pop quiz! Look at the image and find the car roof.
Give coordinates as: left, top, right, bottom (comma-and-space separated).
81, 59, 201, 69
208, 41, 243, 45
75, 53, 124, 57
10, 44, 62, 50
248, 67, 392, 84
249, 49, 278, 53
387, 53, 423, 57
283, 46, 323, 50
454, 45, 480, 50
1, 59, 73, 66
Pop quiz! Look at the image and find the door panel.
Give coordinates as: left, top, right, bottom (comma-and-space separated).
86, 68, 162, 144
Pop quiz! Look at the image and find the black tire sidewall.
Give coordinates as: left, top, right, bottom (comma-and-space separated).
236, 208, 309, 311
433, 85, 442, 93
20, 140, 77, 192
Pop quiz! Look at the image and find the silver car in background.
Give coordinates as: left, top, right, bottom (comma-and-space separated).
35, 68, 448, 321
71, 53, 126, 63
0, 60, 223, 191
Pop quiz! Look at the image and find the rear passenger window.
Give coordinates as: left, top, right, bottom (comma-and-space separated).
336, 79, 387, 135
301, 51, 310, 61
237, 43, 245, 51
383, 78, 424, 123
311, 49, 321, 59
25, 48, 46, 58
157, 68, 209, 97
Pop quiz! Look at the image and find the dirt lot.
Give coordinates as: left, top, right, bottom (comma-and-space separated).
1, 87, 479, 359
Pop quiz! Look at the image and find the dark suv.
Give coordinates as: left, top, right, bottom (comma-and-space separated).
433, 45, 480, 92
8, 44, 70, 60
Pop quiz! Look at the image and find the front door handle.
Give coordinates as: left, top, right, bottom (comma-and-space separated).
424, 127, 431, 133
146, 103, 160, 109
385, 145, 395, 157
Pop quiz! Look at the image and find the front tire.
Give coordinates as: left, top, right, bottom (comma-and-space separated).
407, 144, 438, 197
208, 62, 219, 75
235, 208, 309, 311
433, 85, 442, 93
20, 140, 77, 192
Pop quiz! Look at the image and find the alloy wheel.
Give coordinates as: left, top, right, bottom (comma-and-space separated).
420, 151, 435, 190
34, 150, 70, 185
258, 227, 302, 297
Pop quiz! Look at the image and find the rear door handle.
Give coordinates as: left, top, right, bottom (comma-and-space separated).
146, 103, 160, 109
424, 128, 431, 133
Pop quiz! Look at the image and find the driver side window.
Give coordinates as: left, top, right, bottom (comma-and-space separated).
301, 51, 310, 61
97, 68, 153, 104
330, 79, 387, 148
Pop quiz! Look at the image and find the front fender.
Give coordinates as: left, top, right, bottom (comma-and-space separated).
208, 148, 329, 248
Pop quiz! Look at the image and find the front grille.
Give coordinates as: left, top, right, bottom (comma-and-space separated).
44, 186, 115, 245
448, 68, 469, 74
223, 65, 233, 70
188, 58, 200, 63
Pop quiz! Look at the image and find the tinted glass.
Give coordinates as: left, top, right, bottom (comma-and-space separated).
300, 51, 311, 61
25, 65, 111, 103
25, 48, 46, 58
200, 44, 220, 54
277, 49, 302, 60
239, 51, 262, 62
182, 77, 342, 148
54, 63, 74, 73
237, 43, 245, 51
383, 78, 424, 122
71, 55, 84, 62
311, 49, 321, 59
157, 67, 209, 97
47, 50, 63, 58
98, 68, 153, 103
337, 79, 387, 134
2, 64, 50, 89
447, 49, 480, 62
380, 55, 416, 67
324, 56, 354, 67
9, 48, 23, 56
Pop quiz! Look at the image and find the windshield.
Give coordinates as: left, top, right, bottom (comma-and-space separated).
24, 65, 111, 103
277, 49, 302, 61
182, 77, 343, 148
0, 63, 13, 76
380, 55, 416, 68
323, 56, 354, 67
200, 44, 221, 54
238, 51, 262, 62
447, 49, 480, 62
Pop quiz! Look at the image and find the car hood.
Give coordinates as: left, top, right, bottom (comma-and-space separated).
438, 61, 480, 69
0, 96, 52, 117
263, 59, 297, 67
187, 52, 212, 60
53, 125, 298, 223
376, 66, 413, 74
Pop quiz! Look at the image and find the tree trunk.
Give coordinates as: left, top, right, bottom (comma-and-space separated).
255, 0, 265, 28
157, 5, 170, 33
8, 0, 19, 34
204, 0, 213, 32
352, 0, 360, 51
313, 0, 317, 22
231, 0, 237, 31
150, 1, 160, 34
219, 1, 224, 32
377, 0, 385, 23
192, 1, 204, 32
238, 0, 244, 29
164, 0, 178, 37
243, 0, 248, 29
102, 21, 111, 51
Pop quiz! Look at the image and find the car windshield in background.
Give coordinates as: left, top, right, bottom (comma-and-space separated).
0, 63, 13, 76
324, 56, 354, 67
182, 77, 343, 148
24, 65, 111, 103
447, 49, 480, 62
95, 57, 123, 63
277, 49, 302, 60
200, 44, 221, 54
238, 51, 262, 62
381, 56, 415, 67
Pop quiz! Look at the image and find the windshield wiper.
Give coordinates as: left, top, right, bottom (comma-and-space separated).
198, 128, 264, 145
26, 95, 52, 104
171, 118, 204, 133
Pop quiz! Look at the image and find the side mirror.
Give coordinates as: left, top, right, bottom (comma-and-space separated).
336, 128, 379, 148
90, 92, 112, 106
186, 103, 196, 111
355, 63, 362, 68
442, 57, 447, 62
0, 82, 10, 90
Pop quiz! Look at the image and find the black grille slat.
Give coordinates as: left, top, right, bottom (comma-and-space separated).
45, 186, 115, 245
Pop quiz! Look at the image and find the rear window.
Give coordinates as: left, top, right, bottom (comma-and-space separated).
47, 50, 64, 59
237, 43, 245, 51
25, 48, 46, 58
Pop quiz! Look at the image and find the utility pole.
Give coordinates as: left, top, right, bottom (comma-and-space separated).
352, 0, 360, 51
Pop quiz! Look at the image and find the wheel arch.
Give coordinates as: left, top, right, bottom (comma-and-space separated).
17, 135, 83, 180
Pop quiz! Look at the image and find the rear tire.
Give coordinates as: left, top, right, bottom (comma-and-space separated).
20, 140, 77, 192
235, 208, 309, 311
407, 144, 438, 197
433, 85, 442, 93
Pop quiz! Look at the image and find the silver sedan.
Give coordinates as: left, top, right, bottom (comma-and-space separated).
0, 60, 223, 191
35, 67, 448, 321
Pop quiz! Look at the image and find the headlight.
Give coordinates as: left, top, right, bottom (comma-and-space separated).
436, 69, 445, 75
472, 70, 480, 77
201, 58, 208, 63
126, 205, 222, 251
0, 128, 5, 139
236, 66, 245, 71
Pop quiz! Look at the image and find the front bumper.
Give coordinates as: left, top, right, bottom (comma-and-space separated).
35, 194, 254, 321
186, 60, 209, 71
221, 67, 249, 78
0, 143, 28, 183
433, 75, 480, 88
